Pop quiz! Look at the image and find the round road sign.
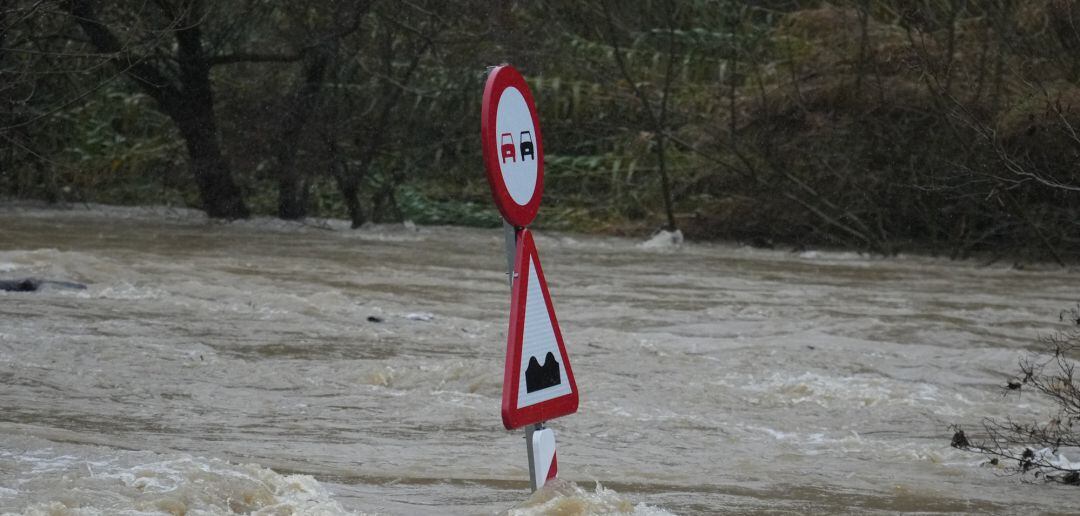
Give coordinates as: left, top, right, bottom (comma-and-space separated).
481, 65, 544, 227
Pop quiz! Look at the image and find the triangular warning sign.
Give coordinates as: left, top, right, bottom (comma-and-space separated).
502, 229, 579, 430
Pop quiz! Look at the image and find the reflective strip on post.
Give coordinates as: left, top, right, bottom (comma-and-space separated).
530, 427, 557, 490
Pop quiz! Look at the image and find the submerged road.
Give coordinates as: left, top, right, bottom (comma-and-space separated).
1, 205, 1078, 514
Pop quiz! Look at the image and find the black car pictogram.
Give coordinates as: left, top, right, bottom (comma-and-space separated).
519, 131, 534, 161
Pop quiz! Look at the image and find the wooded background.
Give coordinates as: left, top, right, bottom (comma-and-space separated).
3, 1, 1080, 261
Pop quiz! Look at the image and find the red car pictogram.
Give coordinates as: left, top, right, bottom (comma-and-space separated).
501, 133, 516, 163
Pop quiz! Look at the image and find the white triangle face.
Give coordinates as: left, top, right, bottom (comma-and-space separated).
516, 256, 572, 409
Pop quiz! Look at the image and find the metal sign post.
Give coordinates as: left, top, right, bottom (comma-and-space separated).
483, 65, 576, 493
525, 422, 543, 491
503, 221, 518, 286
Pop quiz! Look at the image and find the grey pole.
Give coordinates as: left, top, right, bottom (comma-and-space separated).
502, 220, 517, 286
524, 422, 546, 491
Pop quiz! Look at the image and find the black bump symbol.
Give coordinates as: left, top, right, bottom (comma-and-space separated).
525, 352, 562, 393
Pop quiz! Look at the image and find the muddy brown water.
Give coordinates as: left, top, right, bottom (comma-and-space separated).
1, 205, 1079, 515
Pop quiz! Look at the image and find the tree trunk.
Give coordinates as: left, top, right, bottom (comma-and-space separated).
336, 173, 365, 229
601, 0, 679, 231
657, 0, 678, 231
175, 113, 248, 219
274, 48, 332, 220
332, 26, 430, 228
67, 0, 249, 219
276, 174, 308, 220
172, 4, 248, 219
328, 140, 365, 228
854, 0, 869, 100
990, 0, 1013, 114
656, 133, 676, 231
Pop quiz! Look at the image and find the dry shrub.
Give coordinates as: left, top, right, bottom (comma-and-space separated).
682, 194, 803, 243
776, 4, 910, 75
997, 81, 1080, 140
670, 2, 1078, 256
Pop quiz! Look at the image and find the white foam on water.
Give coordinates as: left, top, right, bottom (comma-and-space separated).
797, 250, 870, 262
638, 230, 684, 250
1, 450, 359, 516
733, 423, 983, 470
0, 202, 208, 223
727, 371, 947, 411
504, 480, 673, 516
77, 283, 169, 301
223, 215, 423, 238
0, 249, 129, 288
1039, 448, 1080, 474
353, 359, 500, 396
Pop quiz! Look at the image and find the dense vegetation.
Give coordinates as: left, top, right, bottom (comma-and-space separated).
3, 1, 1080, 261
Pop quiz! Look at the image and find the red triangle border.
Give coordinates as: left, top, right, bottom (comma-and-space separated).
501, 229, 579, 429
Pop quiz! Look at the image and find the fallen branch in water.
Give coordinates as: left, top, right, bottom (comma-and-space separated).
951, 305, 1080, 484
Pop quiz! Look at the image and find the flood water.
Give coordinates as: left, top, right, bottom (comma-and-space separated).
1, 204, 1079, 515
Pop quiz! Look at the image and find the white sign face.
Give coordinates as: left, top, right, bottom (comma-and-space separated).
516, 255, 572, 408
495, 87, 539, 206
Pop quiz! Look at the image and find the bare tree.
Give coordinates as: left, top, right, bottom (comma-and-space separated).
65, 0, 256, 218
326, 2, 439, 228
62, 0, 377, 219
270, 1, 373, 220
599, 0, 679, 231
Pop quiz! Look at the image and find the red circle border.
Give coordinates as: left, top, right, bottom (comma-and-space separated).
481, 65, 544, 227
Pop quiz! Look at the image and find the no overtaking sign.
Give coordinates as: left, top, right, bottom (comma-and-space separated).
481, 65, 545, 227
